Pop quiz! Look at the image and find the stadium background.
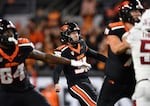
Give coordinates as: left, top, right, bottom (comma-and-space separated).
0, 0, 150, 105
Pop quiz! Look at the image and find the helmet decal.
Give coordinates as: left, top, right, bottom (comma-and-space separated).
60, 24, 69, 32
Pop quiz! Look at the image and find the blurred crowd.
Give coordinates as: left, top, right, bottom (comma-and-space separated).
0, 0, 150, 76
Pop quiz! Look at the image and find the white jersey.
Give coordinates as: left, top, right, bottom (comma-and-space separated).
126, 24, 150, 82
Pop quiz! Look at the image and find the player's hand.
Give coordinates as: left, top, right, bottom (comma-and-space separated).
54, 83, 61, 93
82, 66, 91, 72
71, 60, 91, 69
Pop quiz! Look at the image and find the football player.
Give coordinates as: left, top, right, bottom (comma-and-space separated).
53, 22, 107, 106
97, 0, 144, 106
122, 9, 150, 106
0, 19, 91, 106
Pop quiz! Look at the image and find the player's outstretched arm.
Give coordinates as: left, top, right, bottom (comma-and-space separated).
28, 49, 91, 68
29, 49, 71, 64
83, 40, 107, 62
86, 48, 107, 62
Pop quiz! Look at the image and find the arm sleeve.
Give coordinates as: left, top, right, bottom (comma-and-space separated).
86, 48, 107, 62
53, 64, 64, 84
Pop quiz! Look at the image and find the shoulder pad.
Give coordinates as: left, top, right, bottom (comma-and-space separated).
18, 38, 34, 48
108, 22, 125, 30
105, 22, 128, 35
108, 22, 124, 28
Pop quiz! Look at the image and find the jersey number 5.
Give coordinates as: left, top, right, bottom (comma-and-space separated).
0, 63, 25, 84
140, 40, 150, 64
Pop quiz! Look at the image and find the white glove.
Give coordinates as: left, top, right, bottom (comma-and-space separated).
83, 66, 90, 72
71, 60, 91, 69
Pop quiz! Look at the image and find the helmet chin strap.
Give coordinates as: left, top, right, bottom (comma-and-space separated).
8, 37, 18, 44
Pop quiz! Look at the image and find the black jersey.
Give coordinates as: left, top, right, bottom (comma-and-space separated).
54, 40, 107, 86
104, 22, 135, 83
54, 40, 89, 86
0, 38, 34, 92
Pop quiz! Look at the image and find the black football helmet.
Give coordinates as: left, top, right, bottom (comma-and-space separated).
0, 19, 18, 46
119, 0, 144, 24
60, 22, 81, 44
